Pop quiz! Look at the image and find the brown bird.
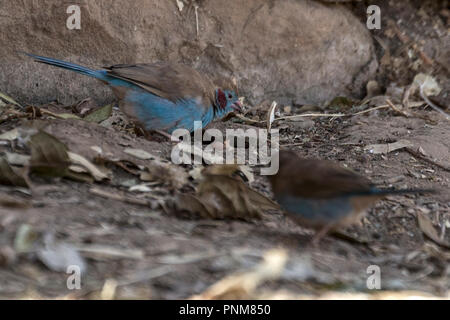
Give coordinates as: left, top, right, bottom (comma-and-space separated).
269, 151, 434, 245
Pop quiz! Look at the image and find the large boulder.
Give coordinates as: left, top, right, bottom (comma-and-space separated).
0, 0, 377, 106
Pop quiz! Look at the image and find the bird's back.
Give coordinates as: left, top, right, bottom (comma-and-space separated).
105, 62, 216, 107
271, 151, 373, 199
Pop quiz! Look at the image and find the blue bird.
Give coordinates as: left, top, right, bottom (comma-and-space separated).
269, 151, 434, 244
25, 53, 243, 134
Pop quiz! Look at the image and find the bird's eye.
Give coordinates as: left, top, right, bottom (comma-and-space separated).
228, 94, 232, 99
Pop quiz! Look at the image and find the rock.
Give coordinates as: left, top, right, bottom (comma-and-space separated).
0, 0, 376, 106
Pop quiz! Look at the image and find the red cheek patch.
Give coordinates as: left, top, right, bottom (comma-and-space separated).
217, 89, 227, 109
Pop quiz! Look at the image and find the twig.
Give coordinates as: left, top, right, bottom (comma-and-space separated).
237, 101, 426, 126
76, 245, 145, 260
405, 148, 450, 172
386, 99, 410, 117
275, 112, 345, 122
194, 4, 199, 38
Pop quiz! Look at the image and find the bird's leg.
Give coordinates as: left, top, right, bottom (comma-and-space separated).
310, 223, 335, 247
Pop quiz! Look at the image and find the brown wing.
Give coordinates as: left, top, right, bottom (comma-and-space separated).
104, 62, 216, 106
270, 151, 373, 198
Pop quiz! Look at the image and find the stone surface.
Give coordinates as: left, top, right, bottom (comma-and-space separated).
0, 0, 377, 106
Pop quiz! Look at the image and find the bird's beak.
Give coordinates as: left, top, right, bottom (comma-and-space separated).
231, 101, 243, 113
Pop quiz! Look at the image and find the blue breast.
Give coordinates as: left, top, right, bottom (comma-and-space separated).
105, 76, 215, 133
276, 195, 353, 223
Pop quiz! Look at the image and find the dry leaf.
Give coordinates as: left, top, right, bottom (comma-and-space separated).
90, 146, 103, 155
417, 212, 450, 249
68, 151, 109, 181
191, 249, 288, 299
124, 148, 156, 160
267, 101, 278, 131
129, 184, 153, 192
29, 130, 71, 177
0, 128, 19, 141
364, 139, 413, 154
327, 96, 354, 110
176, 0, 184, 12
14, 224, 39, 253
5, 152, 30, 166
175, 164, 278, 220
72, 98, 98, 116
141, 158, 188, 189
174, 142, 225, 164
0, 92, 21, 107
0, 157, 28, 187
84, 103, 113, 123
413, 73, 441, 96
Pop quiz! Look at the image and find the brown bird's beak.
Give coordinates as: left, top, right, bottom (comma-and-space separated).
231, 100, 243, 113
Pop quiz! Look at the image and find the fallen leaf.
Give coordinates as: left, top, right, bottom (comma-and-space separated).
267, 101, 278, 131
5, 152, 30, 166
90, 146, 103, 155
129, 184, 153, 193
0, 128, 19, 141
0, 157, 28, 187
175, 164, 279, 220
191, 249, 288, 299
0, 92, 22, 107
72, 98, 98, 116
141, 158, 188, 189
417, 212, 450, 249
413, 73, 441, 96
29, 130, 71, 177
84, 103, 113, 123
68, 151, 109, 181
364, 139, 414, 154
327, 96, 354, 110
176, 0, 184, 12
14, 224, 39, 253
174, 142, 225, 164
68, 164, 88, 174
124, 148, 156, 160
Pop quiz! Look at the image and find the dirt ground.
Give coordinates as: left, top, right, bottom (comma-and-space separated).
0, 1, 449, 299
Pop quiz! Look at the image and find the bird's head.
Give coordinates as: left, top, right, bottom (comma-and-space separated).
214, 88, 243, 118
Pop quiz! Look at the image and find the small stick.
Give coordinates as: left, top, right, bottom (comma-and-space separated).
405, 148, 450, 172
386, 99, 410, 117
237, 101, 426, 126
194, 4, 199, 39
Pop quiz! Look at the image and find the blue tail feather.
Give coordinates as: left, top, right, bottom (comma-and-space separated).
24, 52, 108, 81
